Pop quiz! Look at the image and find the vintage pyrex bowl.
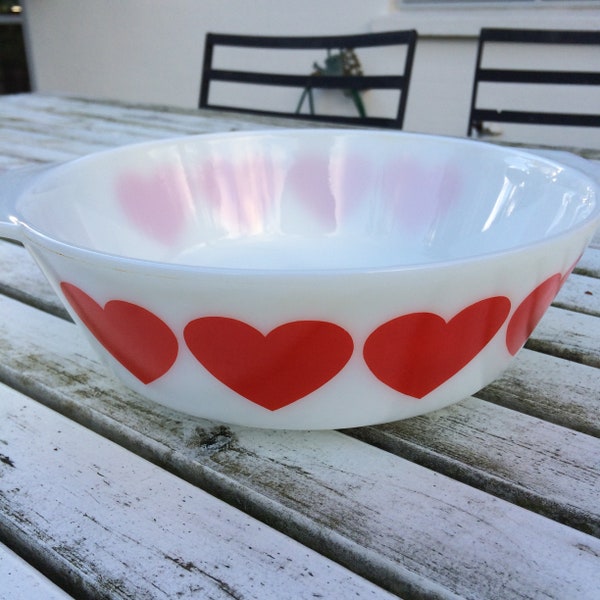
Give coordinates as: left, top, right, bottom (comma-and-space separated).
1, 130, 599, 429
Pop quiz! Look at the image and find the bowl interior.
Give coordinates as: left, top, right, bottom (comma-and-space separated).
18, 130, 598, 270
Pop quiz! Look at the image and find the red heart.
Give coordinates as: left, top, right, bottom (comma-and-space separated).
60, 282, 178, 384
506, 273, 562, 356
184, 317, 353, 411
363, 297, 511, 399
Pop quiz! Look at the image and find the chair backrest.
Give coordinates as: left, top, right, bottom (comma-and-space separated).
199, 30, 417, 129
467, 28, 600, 137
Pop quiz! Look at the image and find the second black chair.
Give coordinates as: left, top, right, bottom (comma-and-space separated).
468, 28, 600, 137
199, 30, 417, 129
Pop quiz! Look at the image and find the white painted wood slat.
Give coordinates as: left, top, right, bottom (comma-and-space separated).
0, 95, 295, 175
0, 293, 599, 599
0, 542, 73, 600
554, 272, 599, 317
1, 384, 393, 600
526, 306, 600, 368
0, 94, 304, 165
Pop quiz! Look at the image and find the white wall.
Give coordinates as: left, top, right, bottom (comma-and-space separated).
22, 0, 600, 148
23, 0, 389, 109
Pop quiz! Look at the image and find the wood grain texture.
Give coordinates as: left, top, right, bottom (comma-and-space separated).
0, 93, 314, 172
347, 397, 600, 536
526, 306, 600, 368
554, 272, 600, 317
477, 348, 600, 436
1, 385, 392, 600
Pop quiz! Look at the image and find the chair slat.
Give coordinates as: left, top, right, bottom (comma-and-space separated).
207, 69, 406, 90
472, 109, 600, 128
207, 30, 417, 50
481, 28, 600, 45
477, 68, 600, 86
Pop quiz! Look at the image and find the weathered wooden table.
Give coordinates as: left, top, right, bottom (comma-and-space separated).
1, 94, 599, 600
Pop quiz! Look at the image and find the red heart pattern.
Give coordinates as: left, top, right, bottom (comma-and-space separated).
60, 283, 178, 384
59, 276, 566, 409
184, 317, 353, 411
505, 273, 562, 356
363, 297, 511, 399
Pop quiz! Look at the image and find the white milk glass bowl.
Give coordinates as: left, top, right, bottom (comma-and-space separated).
1, 130, 598, 429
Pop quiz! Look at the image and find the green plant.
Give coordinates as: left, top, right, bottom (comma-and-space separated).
296, 48, 366, 118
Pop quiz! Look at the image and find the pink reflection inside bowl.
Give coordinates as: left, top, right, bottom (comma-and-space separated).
116, 164, 193, 245
382, 157, 462, 231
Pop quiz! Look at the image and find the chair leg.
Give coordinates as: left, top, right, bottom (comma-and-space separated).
295, 87, 315, 115
348, 90, 366, 118
308, 87, 315, 115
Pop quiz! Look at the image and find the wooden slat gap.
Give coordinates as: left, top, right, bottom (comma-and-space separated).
524, 339, 599, 369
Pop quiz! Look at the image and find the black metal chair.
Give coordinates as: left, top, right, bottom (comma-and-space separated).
199, 30, 417, 129
467, 28, 600, 137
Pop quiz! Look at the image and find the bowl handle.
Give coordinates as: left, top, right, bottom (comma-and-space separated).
0, 165, 53, 242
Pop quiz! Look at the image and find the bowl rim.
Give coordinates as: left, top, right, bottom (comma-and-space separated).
13, 128, 600, 277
